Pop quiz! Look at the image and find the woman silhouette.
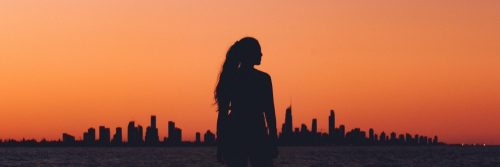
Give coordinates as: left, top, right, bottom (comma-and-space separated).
215, 37, 278, 167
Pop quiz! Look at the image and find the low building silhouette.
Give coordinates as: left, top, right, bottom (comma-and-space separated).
204, 130, 215, 145
83, 127, 96, 145
167, 121, 182, 145
99, 126, 110, 145
62, 133, 75, 144
195, 132, 201, 144
112, 127, 122, 145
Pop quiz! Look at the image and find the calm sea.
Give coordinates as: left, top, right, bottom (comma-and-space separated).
0, 146, 499, 167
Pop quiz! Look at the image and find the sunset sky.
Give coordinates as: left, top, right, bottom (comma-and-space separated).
1, 1, 499, 145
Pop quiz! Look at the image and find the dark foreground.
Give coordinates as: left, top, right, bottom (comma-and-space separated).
1, 146, 499, 167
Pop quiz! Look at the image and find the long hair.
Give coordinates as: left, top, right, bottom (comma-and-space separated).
214, 37, 260, 112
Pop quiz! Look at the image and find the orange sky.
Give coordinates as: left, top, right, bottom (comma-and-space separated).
1, 1, 499, 145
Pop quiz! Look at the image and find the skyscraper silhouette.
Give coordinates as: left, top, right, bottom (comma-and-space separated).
390, 132, 397, 144
406, 133, 413, 145
369, 128, 375, 144
398, 134, 405, 144
112, 127, 123, 145
168, 121, 182, 144
329, 110, 335, 136
83, 127, 96, 145
99, 126, 110, 145
300, 124, 309, 133
145, 115, 160, 145
380, 131, 387, 144
168, 121, 175, 143
151, 115, 156, 128
127, 121, 137, 145
283, 106, 293, 135
312, 118, 317, 134
433, 136, 439, 144
137, 125, 143, 144
339, 124, 345, 140
195, 132, 201, 144
280, 106, 295, 145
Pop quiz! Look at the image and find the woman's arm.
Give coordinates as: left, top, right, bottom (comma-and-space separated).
217, 107, 228, 140
216, 101, 229, 163
263, 74, 278, 157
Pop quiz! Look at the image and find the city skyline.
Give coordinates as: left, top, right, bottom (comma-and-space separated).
1, 107, 447, 146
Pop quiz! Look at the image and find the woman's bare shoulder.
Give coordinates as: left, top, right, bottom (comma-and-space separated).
254, 69, 272, 81
254, 69, 270, 77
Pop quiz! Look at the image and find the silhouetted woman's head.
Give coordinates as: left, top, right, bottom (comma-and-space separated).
237, 37, 262, 66
215, 37, 262, 110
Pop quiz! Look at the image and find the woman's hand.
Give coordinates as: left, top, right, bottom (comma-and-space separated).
216, 109, 227, 164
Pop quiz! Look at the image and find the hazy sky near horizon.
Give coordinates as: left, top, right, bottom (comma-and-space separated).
1, 0, 499, 144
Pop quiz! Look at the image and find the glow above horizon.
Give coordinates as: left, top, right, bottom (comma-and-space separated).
0, 1, 499, 145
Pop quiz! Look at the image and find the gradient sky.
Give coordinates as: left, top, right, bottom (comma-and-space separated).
1, 0, 499, 145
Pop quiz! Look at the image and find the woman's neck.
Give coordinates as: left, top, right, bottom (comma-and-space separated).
240, 64, 254, 70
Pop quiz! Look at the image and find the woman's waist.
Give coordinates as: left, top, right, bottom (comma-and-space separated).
226, 119, 267, 131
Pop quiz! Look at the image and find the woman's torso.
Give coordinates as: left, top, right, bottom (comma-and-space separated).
226, 69, 270, 142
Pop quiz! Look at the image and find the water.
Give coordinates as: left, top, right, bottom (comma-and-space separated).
1, 146, 499, 167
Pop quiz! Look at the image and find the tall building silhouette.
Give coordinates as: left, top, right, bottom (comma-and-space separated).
338, 124, 345, 139
369, 128, 375, 144
398, 134, 405, 144
112, 127, 122, 145
195, 132, 201, 144
177, 128, 182, 142
280, 106, 295, 145
151, 115, 156, 129
145, 115, 159, 145
127, 121, 138, 145
168, 121, 175, 142
406, 133, 413, 144
99, 126, 110, 145
433, 136, 439, 144
168, 121, 182, 144
300, 124, 309, 133
415, 134, 421, 145
390, 132, 397, 144
380, 131, 387, 143
311, 118, 317, 134
329, 110, 335, 136
283, 106, 293, 135
127, 121, 144, 145
83, 127, 96, 145
137, 125, 143, 144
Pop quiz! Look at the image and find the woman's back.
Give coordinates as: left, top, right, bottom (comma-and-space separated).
227, 69, 272, 141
